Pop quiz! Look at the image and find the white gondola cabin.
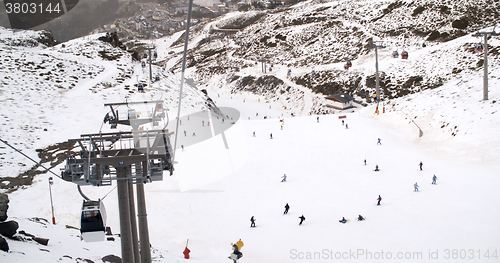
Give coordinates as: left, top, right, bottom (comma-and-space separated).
80, 200, 107, 242
475, 43, 483, 53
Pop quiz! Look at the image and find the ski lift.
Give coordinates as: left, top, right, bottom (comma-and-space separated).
138, 83, 144, 92
401, 51, 409, 59
141, 61, 146, 68
347, 61, 352, 68
475, 43, 483, 53
344, 64, 349, 70
143, 53, 147, 59
80, 199, 107, 242
155, 75, 160, 82
153, 51, 158, 59
392, 50, 399, 58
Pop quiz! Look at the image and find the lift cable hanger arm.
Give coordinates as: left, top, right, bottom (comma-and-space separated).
0, 138, 63, 180
77, 184, 116, 201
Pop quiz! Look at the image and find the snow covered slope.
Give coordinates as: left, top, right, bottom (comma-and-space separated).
0, 0, 499, 262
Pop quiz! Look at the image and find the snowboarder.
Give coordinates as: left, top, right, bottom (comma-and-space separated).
432, 175, 437, 184
284, 203, 290, 214
298, 215, 306, 225
339, 217, 347, 224
250, 216, 256, 227
357, 215, 365, 221
377, 195, 382, 206
377, 138, 382, 145
374, 165, 379, 171
418, 162, 423, 171
414, 182, 419, 192
270, 133, 273, 139
281, 174, 287, 182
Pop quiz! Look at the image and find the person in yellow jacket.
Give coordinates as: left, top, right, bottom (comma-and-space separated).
229, 239, 244, 262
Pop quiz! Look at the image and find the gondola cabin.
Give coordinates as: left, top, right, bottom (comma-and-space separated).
153, 51, 158, 59
392, 50, 399, 58
344, 64, 349, 70
143, 53, 148, 59
138, 83, 144, 92
401, 51, 409, 59
347, 61, 352, 68
80, 200, 107, 242
475, 43, 483, 53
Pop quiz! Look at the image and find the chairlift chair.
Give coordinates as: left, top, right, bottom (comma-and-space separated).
80, 199, 107, 242
143, 53, 148, 59
153, 51, 158, 59
392, 50, 399, 58
401, 51, 409, 59
344, 64, 349, 70
138, 83, 144, 92
141, 61, 146, 68
347, 61, 352, 67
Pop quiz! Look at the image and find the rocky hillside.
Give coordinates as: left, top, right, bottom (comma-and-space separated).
176, 0, 499, 109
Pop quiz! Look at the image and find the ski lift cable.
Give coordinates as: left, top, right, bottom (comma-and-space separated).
0, 138, 63, 180
173, 0, 194, 162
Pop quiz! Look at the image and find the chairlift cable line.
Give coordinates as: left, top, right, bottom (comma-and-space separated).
0, 138, 63, 180
173, 0, 195, 163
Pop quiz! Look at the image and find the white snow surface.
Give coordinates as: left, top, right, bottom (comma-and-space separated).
1, 2, 500, 263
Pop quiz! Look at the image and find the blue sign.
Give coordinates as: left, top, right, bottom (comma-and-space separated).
119, 161, 124, 165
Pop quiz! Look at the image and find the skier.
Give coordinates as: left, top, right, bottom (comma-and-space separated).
317, 116, 319, 123
342, 120, 344, 125
192, 132, 196, 136
357, 215, 365, 221
418, 162, 423, 171
181, 145, 184, 151
414, 182, 419, 192
284, 203, 290, 214
374, 165, 379, 171
377, 138, 382, 145
184, 130, 186, 136
253, 131, 256, 137
270, 133, 273, 139
432, 175, 437, 184
250, 216, 256, 227
345, 124, 349, 129
364, 159, 366, 165
281, 174, 287, 182
339, 217, 347, 224
229, 239, 244, 263
298, 215, 306, 225
377, 195, 382, 206
202, 120, 205, 126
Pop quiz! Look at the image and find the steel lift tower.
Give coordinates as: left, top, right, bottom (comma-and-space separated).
61, 100, 173, 263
